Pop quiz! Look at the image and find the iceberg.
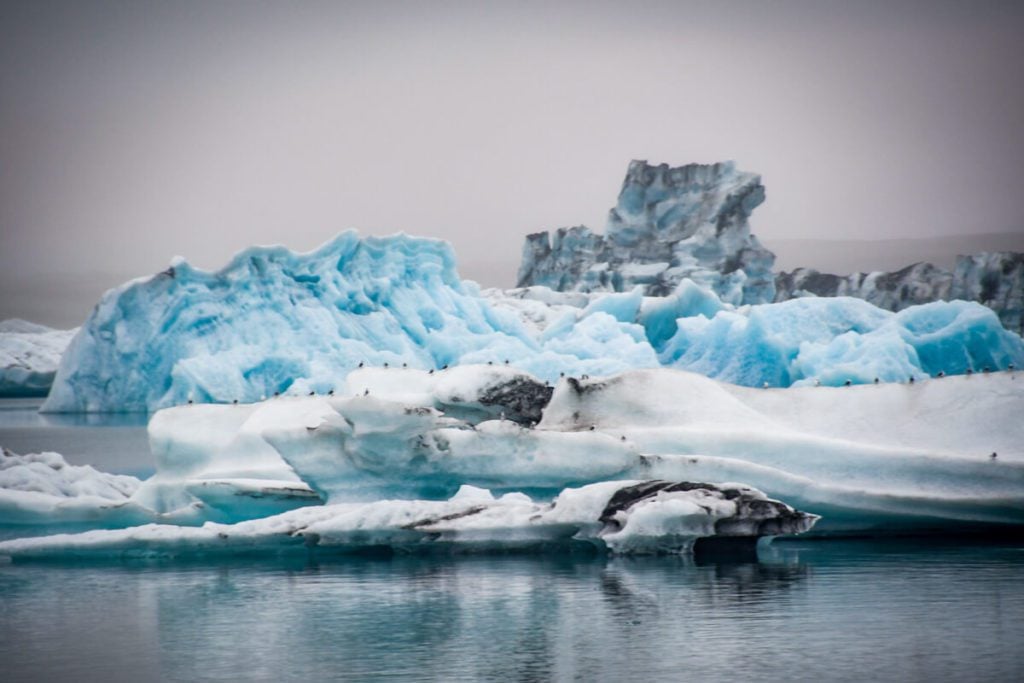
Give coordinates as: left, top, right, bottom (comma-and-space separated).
112, 365, 1024, 534
2, 361, 1020, 559
41, 230, 1024, 413
517, 161, 776, 304
0, 480, 817, 560
41, 232, 666, 413
0, 319, 77, 397
0, 448, 150, 528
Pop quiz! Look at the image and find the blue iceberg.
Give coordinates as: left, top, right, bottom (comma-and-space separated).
42, 232, 1024, 412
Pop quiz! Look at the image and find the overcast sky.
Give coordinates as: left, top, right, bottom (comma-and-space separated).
2, 0, 1023, 326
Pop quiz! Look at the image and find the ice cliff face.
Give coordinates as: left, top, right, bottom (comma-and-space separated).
517, 161, 776, 304
776, 252, 1024, 335
0, 320, 76, 397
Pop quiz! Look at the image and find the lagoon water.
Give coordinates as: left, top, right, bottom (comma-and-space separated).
2, 399, 1023, 682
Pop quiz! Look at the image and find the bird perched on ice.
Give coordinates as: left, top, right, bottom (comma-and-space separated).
363, 388, 369, 396
991, 452, 998, 460
844, 380, 852, 386
428, 369, 434, 375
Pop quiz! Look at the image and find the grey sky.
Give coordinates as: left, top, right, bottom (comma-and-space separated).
2, 0, 1023, 327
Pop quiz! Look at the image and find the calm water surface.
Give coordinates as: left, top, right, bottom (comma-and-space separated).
0, 398, 153, 476
1, 541, 1023, 682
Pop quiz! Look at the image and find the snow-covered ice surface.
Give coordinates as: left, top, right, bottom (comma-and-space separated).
52, 365, 1020, 537
40, 232, 1024, 412
0, 480, 817, 559
0, 448, 148, 527
3, 362, 1021, 558
0, 319, 77, 397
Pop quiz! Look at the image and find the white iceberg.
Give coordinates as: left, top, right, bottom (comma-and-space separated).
0, 319, 77, 397
133, 364, 1024, 534
0, 480, 817, 560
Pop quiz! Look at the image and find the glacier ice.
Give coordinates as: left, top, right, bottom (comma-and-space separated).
120, 365, 1024, 534
42, 232, 669, 413
2, 361, 1021, 558
517, 161, 776, 304
657, 295, 1024, 388
0, 319, 76, 397
0, 479, 817, 560
514, 158, 1022, 337
40, 231, 1024, 413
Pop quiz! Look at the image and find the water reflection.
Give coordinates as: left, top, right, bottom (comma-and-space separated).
3, 541, 1022, 681
0, 398, 153, 475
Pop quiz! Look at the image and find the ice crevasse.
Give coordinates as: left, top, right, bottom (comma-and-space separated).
41, 232, 1024, 412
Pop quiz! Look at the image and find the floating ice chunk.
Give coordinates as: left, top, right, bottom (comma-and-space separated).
0, 449, 147, 526
0, 479, 818, 560
0, 319, 77, 397
141, 364, 1024, 533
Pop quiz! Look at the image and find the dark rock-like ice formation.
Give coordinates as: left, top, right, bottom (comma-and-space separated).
517, 161, 777, 304
775, 252, 1024, 335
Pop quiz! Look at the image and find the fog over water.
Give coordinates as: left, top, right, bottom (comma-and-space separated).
2, 1, 1023, 327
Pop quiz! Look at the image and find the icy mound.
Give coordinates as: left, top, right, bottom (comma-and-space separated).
518, 161, 776, 304
42, 233, 667, 413
43, 233, 533, 412
658, 294, 1024, 387
491, 282, 1024, 388
0, 319, 77, 397
143, 365, 1024, 534
0, 449, 148, 526
0, 480, 817, 560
